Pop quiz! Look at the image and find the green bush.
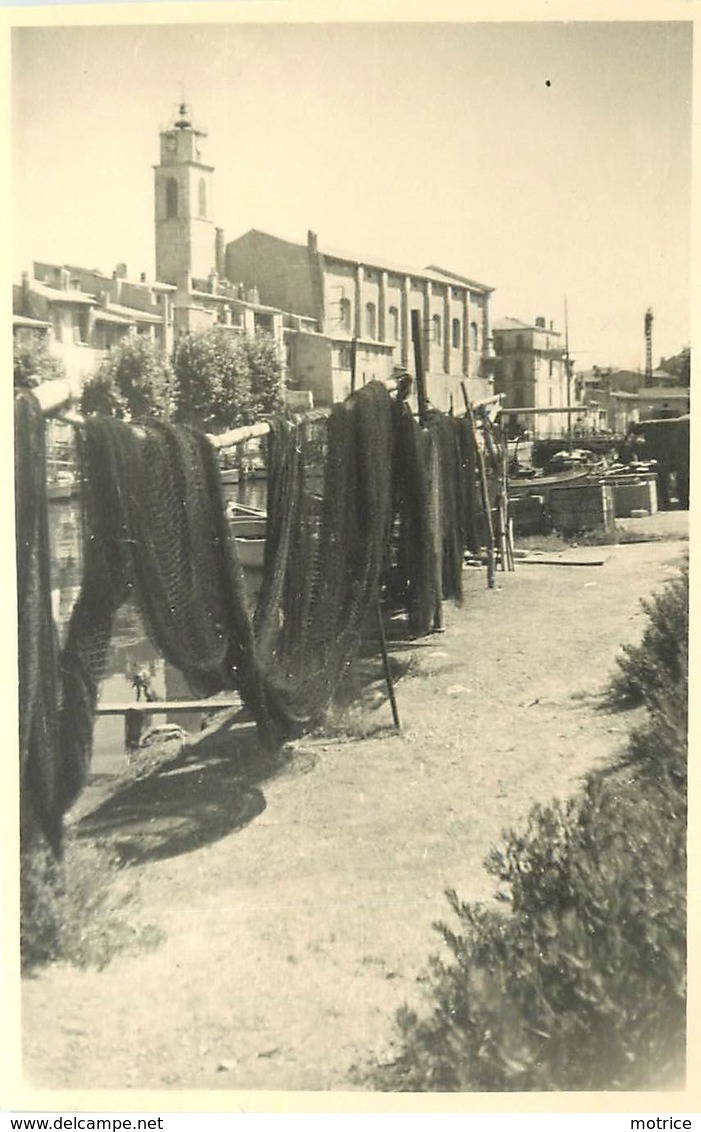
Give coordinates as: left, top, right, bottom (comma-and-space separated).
243, 332, 285, 419
609, 565, 688, 709
14, 337, 66, 387
21, 837, 162, 974
81, 336, 172, 420
367, 772, 685, 1092
172, 326, 253, 431
363, 567, 687, 1092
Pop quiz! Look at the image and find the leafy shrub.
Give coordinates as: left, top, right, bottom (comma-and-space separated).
367, 772, 685, 1092
172, 326, 254, 431
609, 565, 688, 709
14, 337, 66, 388
21, 837, 162, 974
243, 332, 285, 419
81, 336, 172, 420
363, 567, 687, 1092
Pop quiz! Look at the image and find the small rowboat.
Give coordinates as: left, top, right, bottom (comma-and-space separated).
227, 502, 266, 570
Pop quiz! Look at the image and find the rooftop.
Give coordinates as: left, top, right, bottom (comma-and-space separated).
13, 313, 51, 329
233, 228, 493, 293
492, 316, 562, 336
28, 280, 96, 305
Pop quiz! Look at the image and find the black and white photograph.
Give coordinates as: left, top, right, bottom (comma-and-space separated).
5, 4, 694, 1112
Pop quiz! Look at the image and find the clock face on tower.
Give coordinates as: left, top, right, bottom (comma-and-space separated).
165, 135, 177, 153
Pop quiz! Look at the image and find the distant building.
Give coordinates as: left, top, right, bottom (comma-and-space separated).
491, 316, 569, 438
12, 263, 175, 382
636, 386, 690, 421
15, 102, 496, 410
155, 102, 494, 410
224, 230, 494, 410
576, 366, 690, 432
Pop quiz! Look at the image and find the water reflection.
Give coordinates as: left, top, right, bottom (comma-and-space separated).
47, 480, 268, 777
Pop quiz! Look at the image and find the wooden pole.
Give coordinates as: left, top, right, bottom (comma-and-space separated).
500, 417, 516, 570
208, 382, 401, 450
462, 383, 496, 589
481, 412, 507, 571
376, 600, 401, 731
21, 374, 84, 417
411, 309, 429, 424
350, 336, 357, 395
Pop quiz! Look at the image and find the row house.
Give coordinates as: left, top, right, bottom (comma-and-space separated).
13, 262, 176, 382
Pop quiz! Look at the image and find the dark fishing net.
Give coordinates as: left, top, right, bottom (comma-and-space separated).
59, 415, 300, 807
255, 381, 395, 723
387, 400, 439, 636
257, 386, 484, 675
20, 382, 497, 828
385, 407, 482, 635
15, 392, 64, 854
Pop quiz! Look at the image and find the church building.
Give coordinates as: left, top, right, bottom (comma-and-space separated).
15, 102, 496, 411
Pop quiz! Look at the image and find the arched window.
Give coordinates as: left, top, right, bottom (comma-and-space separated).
339, 297, 351, 333
198, 178, 207, 219
471, 322, 479, 351
433, 314, 441, 344
388, 306, 399, 341
166, 177, 178, 219
365, 302, 377, 340
452, 318, 461, 349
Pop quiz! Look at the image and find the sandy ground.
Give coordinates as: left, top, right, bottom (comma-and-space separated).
20, 518, 688, 1095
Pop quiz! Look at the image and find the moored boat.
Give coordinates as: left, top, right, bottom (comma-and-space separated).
227, 501, 267, 569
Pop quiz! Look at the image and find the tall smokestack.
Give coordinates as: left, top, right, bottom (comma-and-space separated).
645, 308, 653, 386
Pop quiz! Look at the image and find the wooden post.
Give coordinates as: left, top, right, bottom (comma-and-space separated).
124, 708, 148, 751
411, 309, 429, 424
500, 417, 516, 570
481, 412, 507, 571
376, 600, 401, 731
350, 336, 357, 395
462, 383, 496, 589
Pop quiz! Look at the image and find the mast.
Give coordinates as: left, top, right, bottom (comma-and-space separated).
564, 296, 573, 449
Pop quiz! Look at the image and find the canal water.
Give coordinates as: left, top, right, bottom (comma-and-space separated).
47, 479, 268, 777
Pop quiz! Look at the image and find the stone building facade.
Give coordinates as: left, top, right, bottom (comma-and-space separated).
15, 102, 495, 409
154, 103, 495, 409
13, 263, 175, 382
225, 230, 494, 411
491, 316, 569, 438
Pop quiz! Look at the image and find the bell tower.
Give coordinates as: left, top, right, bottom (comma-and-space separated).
154, 103, 215, 286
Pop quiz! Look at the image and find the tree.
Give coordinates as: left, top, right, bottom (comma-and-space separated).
243, 332, 285, 418
13, 336, 66, 388
81, 335, 172, 420
172, 327, 255, 431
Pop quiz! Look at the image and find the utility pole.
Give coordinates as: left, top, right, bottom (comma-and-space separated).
564, 297, 573, 450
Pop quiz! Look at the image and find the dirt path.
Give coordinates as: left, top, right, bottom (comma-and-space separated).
21, 531, 688, 1094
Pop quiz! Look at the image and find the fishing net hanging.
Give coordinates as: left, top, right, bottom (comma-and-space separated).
59, 415, 299, 812
18, 378, 497, 840
15, 391, 64, 854
254, 380, 395, 723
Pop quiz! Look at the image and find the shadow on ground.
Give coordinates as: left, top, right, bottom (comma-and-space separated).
77, 722, 291, 866
77, 647, 417, 866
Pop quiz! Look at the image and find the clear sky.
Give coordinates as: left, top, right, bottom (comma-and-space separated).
11, 17, 693, 371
